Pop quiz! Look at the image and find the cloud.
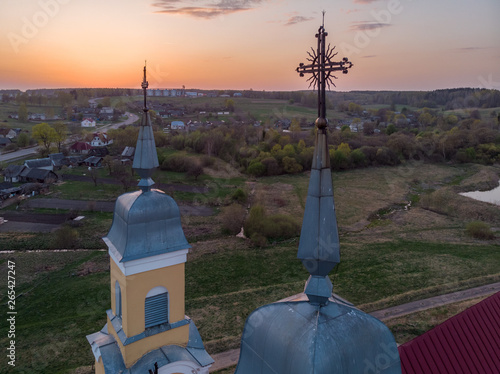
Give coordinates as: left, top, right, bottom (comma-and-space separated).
453, 47, 488, 52
343, 8, 361, 14
353, 0, 379, 4
350, 21, 392, 31
285, 15, 314, 26
152, 0, 265, 19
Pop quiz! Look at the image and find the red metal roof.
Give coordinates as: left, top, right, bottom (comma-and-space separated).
398, 291, 500, 374
70, 141, 92, 151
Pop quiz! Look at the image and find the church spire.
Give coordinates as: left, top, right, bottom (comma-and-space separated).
133, 63, 159, 191
296, 21, 353, 306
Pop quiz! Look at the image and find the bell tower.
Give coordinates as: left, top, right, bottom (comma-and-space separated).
87, 64, 213, 374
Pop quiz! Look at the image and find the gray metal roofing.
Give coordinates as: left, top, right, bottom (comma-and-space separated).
24, 158, 52, 168
133, 112, 159, 183
84, 156, 103, 164
121, 146, 135, 157
235, 300, 401, 374
86, 317, 213, 373
25, 168, 57, 180
104, 189, 190, 263
3, 164, 26, 177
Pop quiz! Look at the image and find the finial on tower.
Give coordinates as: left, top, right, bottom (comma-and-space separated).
133, 62, 159, 191
142, 61, 149, 112
296, 19, 353, 127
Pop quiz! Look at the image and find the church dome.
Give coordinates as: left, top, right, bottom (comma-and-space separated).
104, 188, 189, 263
235, 300, 401, 374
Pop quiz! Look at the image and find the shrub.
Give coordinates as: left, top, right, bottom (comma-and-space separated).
201, 155, 215, 167
247, 161, 266, 177
465, 221, 495, 240
282, 156, 303, 174
186, 162, 204, 180
231, 188, 247, 203
161, 154, 193, 172
244, 205, 300, 245
250, 232, 267, 247
220, 203, 246, 234
53, 225, 79, 249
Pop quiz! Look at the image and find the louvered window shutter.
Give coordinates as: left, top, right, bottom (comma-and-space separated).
145, 292, 168, 328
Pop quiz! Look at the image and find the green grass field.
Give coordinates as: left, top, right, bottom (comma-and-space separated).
1, 162, 499, 373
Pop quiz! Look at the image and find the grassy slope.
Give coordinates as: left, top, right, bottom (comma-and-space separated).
1, 162, 500, 372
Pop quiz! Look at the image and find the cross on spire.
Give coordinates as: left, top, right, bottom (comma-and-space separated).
142, 61, 149, 112
133, 63, 159, 191
295, 18, 353, 306
296, 17, 353, 126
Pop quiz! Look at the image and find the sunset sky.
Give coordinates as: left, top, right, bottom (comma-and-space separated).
0, 0, 499, 92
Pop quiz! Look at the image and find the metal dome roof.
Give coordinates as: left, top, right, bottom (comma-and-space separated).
104, 188, 190, 263
235, 300, 401, 374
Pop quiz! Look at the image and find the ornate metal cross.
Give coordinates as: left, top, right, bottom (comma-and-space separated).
296, 15, 353, 127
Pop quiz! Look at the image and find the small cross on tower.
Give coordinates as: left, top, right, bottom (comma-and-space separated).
142, 61, 149, 112
296, 12, 353, 128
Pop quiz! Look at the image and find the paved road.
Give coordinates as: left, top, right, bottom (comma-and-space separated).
208, 282, 500, 372
99, 111, 139, 131
0, 146, 39, 163
0, 111, 138, 164
22, 198, 214, 216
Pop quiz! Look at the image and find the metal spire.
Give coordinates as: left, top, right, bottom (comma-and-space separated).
133, 63, 159, 191
295, 19, 353, 306
142, 60, 148, 112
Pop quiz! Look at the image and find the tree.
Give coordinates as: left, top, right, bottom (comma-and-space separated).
52, 122, 68, 152
101, 97, 111, 107
103, 155, 114, 175
18, 103, 28, 122
282, 156, 303, 174
32, 123, 56, 154
186, 161, 204, 181
386, 123, 397, 135
16, 132, 30, 147
225, 99, 235, 112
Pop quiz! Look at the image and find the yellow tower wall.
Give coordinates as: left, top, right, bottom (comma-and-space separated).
110, 258, 186, 337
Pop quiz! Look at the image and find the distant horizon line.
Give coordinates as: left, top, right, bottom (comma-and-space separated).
1, 86, 498, 93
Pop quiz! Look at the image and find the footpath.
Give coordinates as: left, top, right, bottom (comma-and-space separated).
209, 282, 500, 372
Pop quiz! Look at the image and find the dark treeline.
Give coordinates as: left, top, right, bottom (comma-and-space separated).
106, 106, 500, 177
3, 88, 500, 111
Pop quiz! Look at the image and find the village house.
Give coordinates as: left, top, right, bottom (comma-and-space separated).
24, 158, 53, 171
70, 141, 92, 154
83, 156, 103, 167
0, 128, 17, 139
90, 132, 112, 147
21, 168, 58, 184
170, 121, 185, 130
81, 118, 96, 127
0, 138, 11, 147
3, 164, 26, 183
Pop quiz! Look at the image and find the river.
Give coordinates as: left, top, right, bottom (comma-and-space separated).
460, 180, 500, 205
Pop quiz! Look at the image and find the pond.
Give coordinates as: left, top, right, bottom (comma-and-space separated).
460, 180, 500, 205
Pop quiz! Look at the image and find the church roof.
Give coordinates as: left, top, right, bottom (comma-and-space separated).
104, 188, 189, 262
236, 300, 401, 374
235, 22, 400, 374
87, 318, 213, 373
103, 65, 189, 263
398, 291, 500, 374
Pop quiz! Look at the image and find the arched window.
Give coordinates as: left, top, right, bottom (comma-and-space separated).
145, 286, 168, 328
115, 281, 122, 318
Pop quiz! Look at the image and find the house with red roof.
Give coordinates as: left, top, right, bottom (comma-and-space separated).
90, 132, 112, 147
399, 291, 500, 374
70, 141, 92, 154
